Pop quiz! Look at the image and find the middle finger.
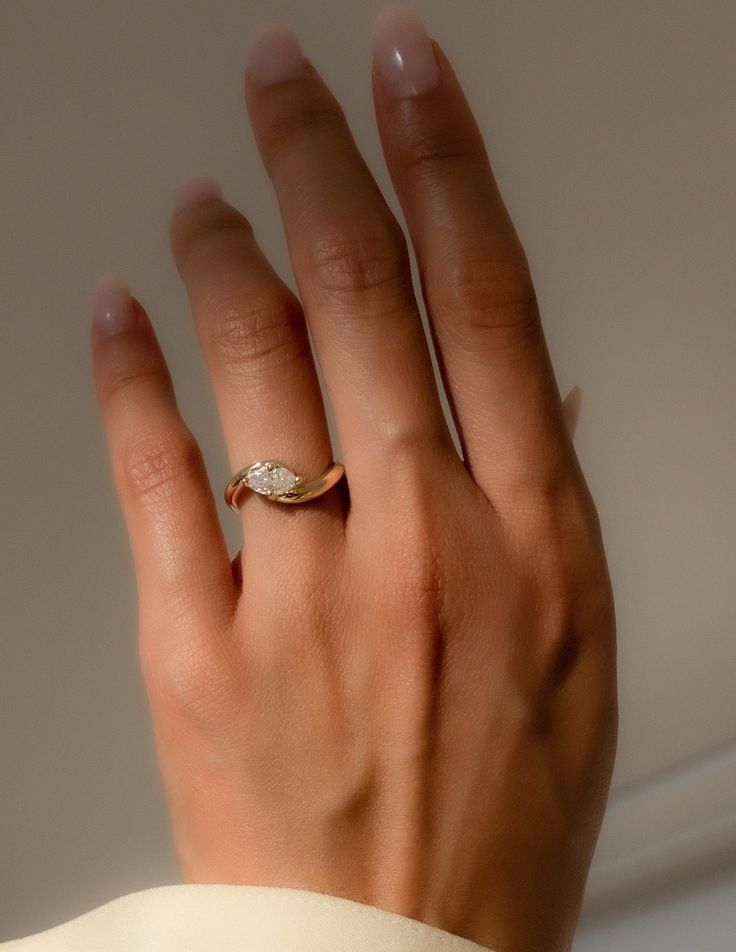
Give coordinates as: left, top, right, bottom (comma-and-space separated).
244, 23, 459, 502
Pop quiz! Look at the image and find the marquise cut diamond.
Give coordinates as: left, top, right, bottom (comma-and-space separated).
246, 462, 299, 496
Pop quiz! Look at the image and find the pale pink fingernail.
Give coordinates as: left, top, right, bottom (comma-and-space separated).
173, 175, 222, 212
91, 273, 137, 336
372, 3, 441, 98
246, 23, 305, 87
565, 386, 583, 436
569, 385, 583, 417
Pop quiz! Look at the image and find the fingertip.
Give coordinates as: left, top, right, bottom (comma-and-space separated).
563, 385, 583, 438
173, 175, 223, 213
91, 272, 137, 337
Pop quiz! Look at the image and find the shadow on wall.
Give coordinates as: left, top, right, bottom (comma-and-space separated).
578, 843, 736, 931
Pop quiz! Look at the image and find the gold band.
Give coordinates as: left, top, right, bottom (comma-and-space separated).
224, 459, 345, 511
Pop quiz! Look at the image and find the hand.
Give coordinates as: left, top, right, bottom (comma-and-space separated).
90, 7, 616, 952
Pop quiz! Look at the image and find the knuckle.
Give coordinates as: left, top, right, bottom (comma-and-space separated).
99, 351, 170, 408
507, 465, 580, 516
121, 429, 205, 507
308, 221, 411, 306
542, 480, 604, 540
377, 421, 456, 472
173, 203, 253, 269
514, 485, 609, 595
511, 474, 580, 528
402, 125, 486, 177
205, 292, 306, 378
264, 104, 349, 170
439, 255, 540, 343
142, 632, 239, 728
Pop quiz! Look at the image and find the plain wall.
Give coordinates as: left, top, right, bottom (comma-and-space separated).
576, 862, 736, 951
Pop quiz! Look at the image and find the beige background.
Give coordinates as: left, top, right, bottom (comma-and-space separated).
1, 0, 734, 946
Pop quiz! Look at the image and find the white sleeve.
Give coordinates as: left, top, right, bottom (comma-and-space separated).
0, 884, 495, 952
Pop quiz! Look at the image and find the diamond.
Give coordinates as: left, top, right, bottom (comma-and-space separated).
245, 462, 299, 497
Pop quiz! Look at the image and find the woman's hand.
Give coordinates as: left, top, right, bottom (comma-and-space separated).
90, 7, 617, 952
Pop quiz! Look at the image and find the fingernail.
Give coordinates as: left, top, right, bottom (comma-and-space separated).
564, 385, 583, 437
570, 385, 583, 417
246, 23, 305, 87
173, 175, 222, 212
372, 3, 441, 98
91, 273, 137, 337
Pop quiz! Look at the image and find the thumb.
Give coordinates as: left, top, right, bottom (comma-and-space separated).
562, 385, 582, 440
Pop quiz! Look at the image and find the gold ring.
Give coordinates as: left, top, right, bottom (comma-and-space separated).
224, 459, 345, 511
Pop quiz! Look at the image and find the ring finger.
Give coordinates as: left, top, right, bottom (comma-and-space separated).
168, 179, 342, 538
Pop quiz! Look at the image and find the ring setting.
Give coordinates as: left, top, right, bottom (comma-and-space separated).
224, 459, 345, 510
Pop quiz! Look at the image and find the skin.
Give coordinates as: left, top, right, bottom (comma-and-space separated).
90, 30, 617, 952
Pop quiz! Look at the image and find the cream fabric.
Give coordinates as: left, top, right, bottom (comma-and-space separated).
0, 884, 495, 951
